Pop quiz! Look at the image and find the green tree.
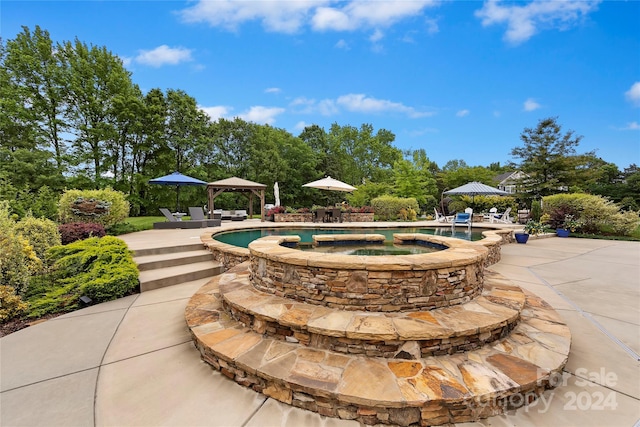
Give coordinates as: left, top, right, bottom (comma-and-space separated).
511, 117, 583, 195
60, 38, 134, 184
2, 26, 68, 173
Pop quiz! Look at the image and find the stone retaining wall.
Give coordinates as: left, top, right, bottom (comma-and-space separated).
248, 235, 488, 312
274, 213, 314, 222
200, 233, 249, 270
222, 299, 518, 357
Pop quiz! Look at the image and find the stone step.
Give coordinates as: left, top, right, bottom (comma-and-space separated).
186, 266, 571, 427
218, 266, 525, 358
139, 261, 223, 292
135, 249, 214, 271
133, 243, 205, 257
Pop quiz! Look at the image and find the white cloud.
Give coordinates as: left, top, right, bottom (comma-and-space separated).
265, 87, 281, 94
621, 121, 640, 130
335, 39, 350, 50
179, 0, 439, 34
493, 111, 501, 118
625, 82, 640, 106
291, 93, 432, 118
135, 45, 193, 67
317, 99, 339, 116
179, 0, 328, 33
369, 29, 384, 43
238, 106, 285, 125
312, 1, 439, 32
336, 93, 433, 118
523, 98, 541, 111
120, 56, 132, 68
408, 127, 439, 137
199, 105, 231, 121
456, 109, 470, 117
294, 121, 308, 131
475, 0, 601, 44
425, 17, 439, 34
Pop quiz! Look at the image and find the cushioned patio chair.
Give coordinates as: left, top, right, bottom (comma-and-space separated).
451, 208, 472, 231
153, 208, 205, 229
188, 206, 221, 227
491, 207, 512, 224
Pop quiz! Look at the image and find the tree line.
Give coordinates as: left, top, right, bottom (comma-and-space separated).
1, 26, 638, 219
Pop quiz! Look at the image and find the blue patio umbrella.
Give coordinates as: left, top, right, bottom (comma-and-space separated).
148, 171, 207, 212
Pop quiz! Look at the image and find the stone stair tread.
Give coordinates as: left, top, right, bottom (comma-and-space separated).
135, 249, 213, 271
186, 271, 571, 422
217, 265, 524, 343
139, 260, 220, 281
135, 249, 211, 263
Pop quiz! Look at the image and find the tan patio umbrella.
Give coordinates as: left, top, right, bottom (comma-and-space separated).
302, 176, 356, 192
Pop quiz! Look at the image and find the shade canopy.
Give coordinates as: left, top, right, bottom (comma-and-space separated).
149, 171, 207, 186
302, 176, 356, 192
149, 172, 207, 211
443, 181, 508, 196
206, 177, 267, 222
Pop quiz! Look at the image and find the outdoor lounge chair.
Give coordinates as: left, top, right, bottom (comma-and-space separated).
188, 207, 221, 227
153, 208, 205, 229
451, 208, 472, 231
490, 207, 512, 224
434, 208, 454, 223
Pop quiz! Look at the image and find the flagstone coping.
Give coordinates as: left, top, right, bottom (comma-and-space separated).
248, 234, 488, 270
186, 264, 571, 427
217, 264, 524, 357
200, 225, 514, 272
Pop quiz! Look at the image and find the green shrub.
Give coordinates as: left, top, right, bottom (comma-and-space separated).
543, 193, 640, 236
106, 222, 140, 236
609, 210, 640, 236
531, 200, 542, 221
370, 195, 419, 221
0, 202, 42, 294
58, 188, 129, 228
26, 236, 138, 318
14, 214, 61, 261
0, 285, 29, 322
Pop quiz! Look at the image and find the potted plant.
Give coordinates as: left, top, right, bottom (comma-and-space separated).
515, 220, 545, 244
557, 215, 580, 237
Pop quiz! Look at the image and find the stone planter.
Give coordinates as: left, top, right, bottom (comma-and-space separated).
343, 212, 374, 222
273, 213, 313, 222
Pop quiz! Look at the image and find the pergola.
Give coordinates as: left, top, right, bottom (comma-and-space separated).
206, 177, 267, 222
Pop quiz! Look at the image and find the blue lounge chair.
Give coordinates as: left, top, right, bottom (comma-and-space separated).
451, 209, 472, 231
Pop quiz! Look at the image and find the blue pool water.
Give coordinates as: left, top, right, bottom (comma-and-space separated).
213, 227, 484, 249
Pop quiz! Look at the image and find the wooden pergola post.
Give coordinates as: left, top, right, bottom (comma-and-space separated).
206, 177, 267, 222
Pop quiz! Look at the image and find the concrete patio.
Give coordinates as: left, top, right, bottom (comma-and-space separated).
1, 222, 638, 426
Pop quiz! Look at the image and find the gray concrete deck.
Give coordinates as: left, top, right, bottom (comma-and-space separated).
1, 221, 638, 426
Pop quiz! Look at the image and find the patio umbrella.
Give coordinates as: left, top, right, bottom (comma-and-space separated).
149, 171, 207, 212
302, 176, 356, 192
443, 181, 508, 206
274, 182, 280, 206
444, 181, 508, 197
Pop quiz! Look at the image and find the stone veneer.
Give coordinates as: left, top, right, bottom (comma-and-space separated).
186, 267, 571, 427
248, 234, 488, 311
188, 224, 571, 426
220, 268, 524, 357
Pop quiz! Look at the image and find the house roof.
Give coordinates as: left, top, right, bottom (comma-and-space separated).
494, 171, 517, 183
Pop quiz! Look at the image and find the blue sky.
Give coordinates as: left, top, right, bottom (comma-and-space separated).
3, 0, 639, 169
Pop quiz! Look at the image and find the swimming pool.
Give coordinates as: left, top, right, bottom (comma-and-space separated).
213, 226, 484, 248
